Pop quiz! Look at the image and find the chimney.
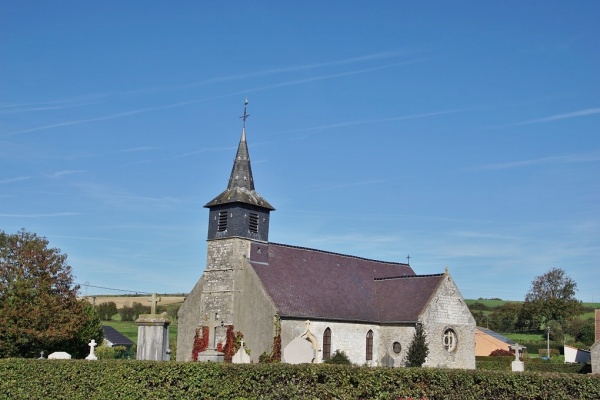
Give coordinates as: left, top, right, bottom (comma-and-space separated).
596, 309, 600, 342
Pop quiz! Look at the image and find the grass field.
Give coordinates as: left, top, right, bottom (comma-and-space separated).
465, 299, 511, 308
86, 295, 185, 309
103, 320, 178, 345
502, 333, 545, 343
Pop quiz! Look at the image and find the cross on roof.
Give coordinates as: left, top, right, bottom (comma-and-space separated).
148, 293, 161, 315
240, 98, 250, 128
406, 254, 411, 265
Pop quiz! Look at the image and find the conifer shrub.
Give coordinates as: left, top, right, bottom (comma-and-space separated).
405, 323, 429, 367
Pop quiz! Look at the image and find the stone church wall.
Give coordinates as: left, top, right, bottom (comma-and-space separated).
418, 273, 476, 369
177, 276, 206, 361
177, 237, 277, 362
281, 319, 380, 366
378, 325, 417, 367
233, 256, 278, 363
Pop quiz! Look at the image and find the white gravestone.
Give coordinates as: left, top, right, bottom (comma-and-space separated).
85, 339, 98, 360
48, 352, 71, 359
283, 336, 315, 364
511, 343, 525, 372
232, 340, 251, 364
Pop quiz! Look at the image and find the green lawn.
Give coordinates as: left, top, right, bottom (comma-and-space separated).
502, 332, 545, 343
465, 299, 514, 308
102, 320, 178, 345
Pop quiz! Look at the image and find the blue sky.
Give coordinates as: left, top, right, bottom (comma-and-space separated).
1, 2, 599, 301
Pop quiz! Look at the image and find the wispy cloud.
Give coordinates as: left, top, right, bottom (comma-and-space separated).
1, 100, 206, 137
0, 212, 80, 217
0, 176, 31, 184
241, 60, 424, 96
118, 146, 160, 153
3, 55, 423, 138
308, 179, 387, 192
476, 151, 600, 170
48, 170, 86, 178
74, 182, 183, 211
91, 50, 415, 96
2, 50, 414, 118
280, 108, 469, 134
502, 107, 600, 127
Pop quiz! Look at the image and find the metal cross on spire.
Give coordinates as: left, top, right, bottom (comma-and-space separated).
240, 98, 250, 128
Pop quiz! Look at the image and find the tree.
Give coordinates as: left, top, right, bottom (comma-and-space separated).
405, 323, 429, 367
0, 229, 103, 358
523, 268, 583, 324
488, 302, 522, 332
96, 301, 118, 321
119, 302, 150, 321
564, 317, 595, 346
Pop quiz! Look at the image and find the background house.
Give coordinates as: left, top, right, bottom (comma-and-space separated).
563, 344, 590, 364
102, 326, 134, 350
475, 327, 525, 357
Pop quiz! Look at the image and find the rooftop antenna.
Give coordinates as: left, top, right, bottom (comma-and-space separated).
240, 98, 250, 129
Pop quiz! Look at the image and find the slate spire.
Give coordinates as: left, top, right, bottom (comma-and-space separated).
204, 100, 274, 210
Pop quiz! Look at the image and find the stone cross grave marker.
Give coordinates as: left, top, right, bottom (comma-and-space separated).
207, 312, 219, 349
85, 339, 98, 360
148, 293, 161, 315
512, 343, 523, 361
511, 342, 525, 372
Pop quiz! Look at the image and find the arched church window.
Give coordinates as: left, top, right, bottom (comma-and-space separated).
323, 328, 331, 360
443, 328, 458, 353
366, 330, 374, 361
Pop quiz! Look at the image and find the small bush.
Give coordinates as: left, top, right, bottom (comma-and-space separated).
324, 350, 351, 365
489, 349, 513, 357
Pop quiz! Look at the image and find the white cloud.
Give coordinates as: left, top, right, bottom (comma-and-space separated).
0, 176, 31, 184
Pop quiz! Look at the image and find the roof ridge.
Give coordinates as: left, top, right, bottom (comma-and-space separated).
374, 273, 444, 281
268, 242, 411, 266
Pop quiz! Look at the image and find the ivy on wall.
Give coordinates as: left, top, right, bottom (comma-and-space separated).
259, 314, 282, 363
191, 326, 209, 361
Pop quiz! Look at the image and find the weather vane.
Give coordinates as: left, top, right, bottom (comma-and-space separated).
240, 98, 250, 129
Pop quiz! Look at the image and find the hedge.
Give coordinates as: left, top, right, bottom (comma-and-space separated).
476, 359, 591, 374
2, 360, 600, 399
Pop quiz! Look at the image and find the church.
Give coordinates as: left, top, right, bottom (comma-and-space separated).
177, 103, 476, 369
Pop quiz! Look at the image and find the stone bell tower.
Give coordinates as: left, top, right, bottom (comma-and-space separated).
204, 100, 274, 242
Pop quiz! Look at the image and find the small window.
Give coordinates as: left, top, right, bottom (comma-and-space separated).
249, 213, 259, 233
217, 211, 228, 232
323, 328, 331, 360
443, 328, 457, 353
392, 342, 401, 354
366, 330, 374, 361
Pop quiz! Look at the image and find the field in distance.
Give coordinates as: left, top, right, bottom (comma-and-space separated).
83, 295, 186, 309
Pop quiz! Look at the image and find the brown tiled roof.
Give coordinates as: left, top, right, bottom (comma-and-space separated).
249, 242, 444, 323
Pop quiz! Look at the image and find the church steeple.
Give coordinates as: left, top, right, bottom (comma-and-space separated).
204, 100, 274, 242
